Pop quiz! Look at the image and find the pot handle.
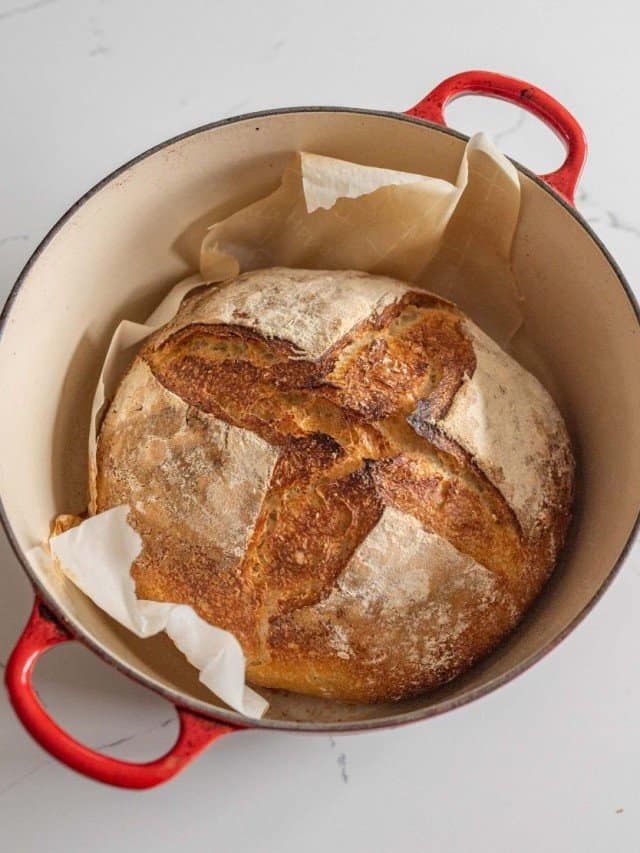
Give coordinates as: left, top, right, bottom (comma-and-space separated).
5, 597, 238, 789
405, 70, 587, 204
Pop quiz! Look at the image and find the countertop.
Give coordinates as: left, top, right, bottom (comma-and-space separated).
1, 1, 639, 850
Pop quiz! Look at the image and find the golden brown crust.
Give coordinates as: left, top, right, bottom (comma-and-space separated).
95, 268, 574, 703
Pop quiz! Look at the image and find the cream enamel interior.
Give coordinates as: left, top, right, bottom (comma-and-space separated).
1, 109, 639, 730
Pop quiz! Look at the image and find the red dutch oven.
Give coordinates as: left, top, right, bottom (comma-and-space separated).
2, 71, 639, 789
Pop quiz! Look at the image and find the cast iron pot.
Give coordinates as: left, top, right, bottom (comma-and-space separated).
2, 71, 639, 788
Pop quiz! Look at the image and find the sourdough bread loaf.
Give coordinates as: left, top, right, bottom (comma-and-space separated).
95, 268, 574, 702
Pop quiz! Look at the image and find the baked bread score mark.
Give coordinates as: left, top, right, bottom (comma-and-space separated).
96, 268, 574, 703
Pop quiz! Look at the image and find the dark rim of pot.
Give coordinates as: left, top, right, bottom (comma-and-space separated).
1, 106, 639, 733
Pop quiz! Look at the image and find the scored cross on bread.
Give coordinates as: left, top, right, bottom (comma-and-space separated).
96, 269, 573, 703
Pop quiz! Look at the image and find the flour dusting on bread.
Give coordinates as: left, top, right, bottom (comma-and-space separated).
153, 268, 410, 359
437, 321, 574, 536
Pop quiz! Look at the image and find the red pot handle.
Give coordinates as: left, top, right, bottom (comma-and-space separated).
5, 597, 239, 789
405, 70, 587, 204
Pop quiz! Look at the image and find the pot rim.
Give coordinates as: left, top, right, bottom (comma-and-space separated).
2, 105, 639, 733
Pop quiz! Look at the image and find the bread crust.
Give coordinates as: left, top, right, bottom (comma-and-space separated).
96, 268, 574, 702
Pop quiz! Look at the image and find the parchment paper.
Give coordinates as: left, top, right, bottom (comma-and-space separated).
201, 133, 522, 344
47, 131, 523, 719
46, 507, 267, 718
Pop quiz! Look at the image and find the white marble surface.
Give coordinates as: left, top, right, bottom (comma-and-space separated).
1, 0, 639, 850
